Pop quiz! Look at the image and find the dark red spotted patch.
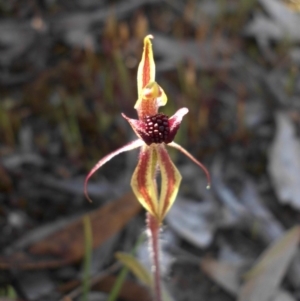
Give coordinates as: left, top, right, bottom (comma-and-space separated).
144, 113, 170, 144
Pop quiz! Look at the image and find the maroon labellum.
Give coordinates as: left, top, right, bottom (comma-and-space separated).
144, 113, 170, 144
121, 108, 189, 146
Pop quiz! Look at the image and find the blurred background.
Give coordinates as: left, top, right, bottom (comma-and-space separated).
1, 0, 300, 300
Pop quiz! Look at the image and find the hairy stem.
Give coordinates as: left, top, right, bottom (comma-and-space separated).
147, 213, 162, 301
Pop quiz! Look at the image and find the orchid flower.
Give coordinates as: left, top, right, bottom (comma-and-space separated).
84, 35, 210, 224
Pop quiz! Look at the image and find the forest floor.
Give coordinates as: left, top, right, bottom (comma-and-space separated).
1, 1, 300, 301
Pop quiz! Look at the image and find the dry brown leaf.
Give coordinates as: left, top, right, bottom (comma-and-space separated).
0, 192, 141, 270
58, 274, 152, 301
272, 290, 296, 301
238, 226, 300, 301
94, 275, 152, 301
166, 198, 217, 248
268, 112, 300, 210
200, 258, 241, 295
0, 164, 12, 192
200, 259, 297, 301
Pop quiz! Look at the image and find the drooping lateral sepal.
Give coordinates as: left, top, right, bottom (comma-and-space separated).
84, 139, 144, 202
165, 107, 189, 143
168, 141, 211, 188
156, 144, 182, 222
130, 145, 159, 218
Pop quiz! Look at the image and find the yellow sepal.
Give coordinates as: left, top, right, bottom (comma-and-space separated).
137, 35, 155, 99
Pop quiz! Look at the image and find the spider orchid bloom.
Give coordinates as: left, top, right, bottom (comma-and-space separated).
84, 35, 210, 223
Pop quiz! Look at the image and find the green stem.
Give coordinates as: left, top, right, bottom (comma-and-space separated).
146, 213, 162, 301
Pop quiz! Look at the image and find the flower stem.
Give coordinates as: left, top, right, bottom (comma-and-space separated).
146, 213, 162, 301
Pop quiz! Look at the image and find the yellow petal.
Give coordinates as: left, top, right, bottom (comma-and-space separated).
137, 35, 155, 99
134, 81, 168, 113
156, 144, 182, 222
157, 84, 167, 107
142, 81, 160, 99
131, 145, 159, 218
141, 81, 167, 106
